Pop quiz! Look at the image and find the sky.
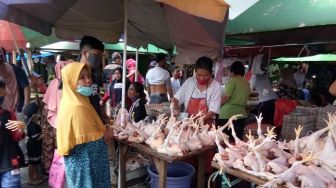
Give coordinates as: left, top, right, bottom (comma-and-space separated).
226, 0, 259, 19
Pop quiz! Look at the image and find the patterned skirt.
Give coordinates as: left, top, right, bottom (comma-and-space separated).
64, 138, 110, 188
42, 122, 56, 172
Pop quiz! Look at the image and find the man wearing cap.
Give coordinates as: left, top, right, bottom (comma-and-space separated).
145, 53, 173, 104
148, 60, 156, 69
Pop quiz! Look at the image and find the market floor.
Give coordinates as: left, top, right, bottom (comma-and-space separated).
18, 139, 49, 188
21, 166, 49, 188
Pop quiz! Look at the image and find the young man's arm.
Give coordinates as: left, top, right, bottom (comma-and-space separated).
145, 78, 151, 96
165, 78, 173, 100
24, 85, 30, 108
329, 80, 336, 96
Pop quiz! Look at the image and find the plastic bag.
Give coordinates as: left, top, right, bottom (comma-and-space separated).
48, 150, 66, 188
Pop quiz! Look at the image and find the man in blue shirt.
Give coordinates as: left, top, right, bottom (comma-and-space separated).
11, 63, 30, 113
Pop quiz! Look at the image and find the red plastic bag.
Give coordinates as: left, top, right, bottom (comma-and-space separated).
48, 150, 66, 188
274, 99, 297, 126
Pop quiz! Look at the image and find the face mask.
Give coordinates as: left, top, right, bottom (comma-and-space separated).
197, 78, 209, 85
76, 85, 93, 96
88, 53, 102, 69
174, 74, 180, 79
0, 96, 4, 105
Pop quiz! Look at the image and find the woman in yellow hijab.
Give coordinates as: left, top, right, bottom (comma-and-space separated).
56, 63, 110, 188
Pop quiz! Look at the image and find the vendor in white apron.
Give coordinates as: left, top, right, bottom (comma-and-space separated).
171, 56, 221, 173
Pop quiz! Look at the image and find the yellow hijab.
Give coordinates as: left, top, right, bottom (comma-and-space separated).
56, 63, 105, 156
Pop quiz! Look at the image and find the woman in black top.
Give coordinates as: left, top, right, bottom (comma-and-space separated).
100, 68, 131, 116
128, 82, 147, 122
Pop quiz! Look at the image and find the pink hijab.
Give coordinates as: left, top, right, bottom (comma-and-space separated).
126, 59, 144, 84
42, 61, 71, 127
0, 63, 18, 112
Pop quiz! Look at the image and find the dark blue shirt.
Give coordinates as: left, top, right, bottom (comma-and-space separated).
89, 69, 105, 122
10, 64, 30, 112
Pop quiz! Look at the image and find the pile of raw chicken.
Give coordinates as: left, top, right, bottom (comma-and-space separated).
112, 111, 217, 157
214, 113, 336, 188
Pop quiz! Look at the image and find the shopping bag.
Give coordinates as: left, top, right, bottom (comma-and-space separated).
48, 150, 66, 188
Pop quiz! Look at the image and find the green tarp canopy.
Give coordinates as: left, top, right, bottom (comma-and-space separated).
273, 54, 336, 62
105, 43, 168, 54
226, 0, 336, 44
41, 41, 169, 54
22, 26, 59, 48
20, 26, 169, 54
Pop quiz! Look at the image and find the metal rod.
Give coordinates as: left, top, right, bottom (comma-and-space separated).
227, 41, 336, 50
135, 49, 138, 82
118, 0, 128, 187
121, 0, 128, 111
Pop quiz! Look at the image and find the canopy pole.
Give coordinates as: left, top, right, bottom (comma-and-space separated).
227, 41, 336, 50
8, 22, 31, 77
119, 1, 128, 188
26, 43, 33, 73
135, 49, 138, 82
121, 0, 128, 112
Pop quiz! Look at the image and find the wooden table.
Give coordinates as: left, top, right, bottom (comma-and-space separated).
117, 139, 216, 188
212, 161, 285, 188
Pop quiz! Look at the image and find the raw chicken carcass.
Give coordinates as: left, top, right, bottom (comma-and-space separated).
298, 174, 326, 188
184, 125, 202, 151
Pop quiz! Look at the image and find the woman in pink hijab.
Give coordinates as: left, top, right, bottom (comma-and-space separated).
41, 60, 71, 172
126, 58, 144, 85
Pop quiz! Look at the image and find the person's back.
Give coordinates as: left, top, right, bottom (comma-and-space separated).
145, 53, 172, 104
221, 76, 250, 118
220, 61, 251, 120
10, 63, 30, 113
0, 48, 19, 112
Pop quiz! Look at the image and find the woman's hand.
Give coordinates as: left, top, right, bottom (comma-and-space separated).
103, 127, 113, 144
5, 120, 25, 132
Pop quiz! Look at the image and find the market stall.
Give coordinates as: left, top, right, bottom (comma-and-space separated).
213, 113, 336, 188
211, 161, 285, 188
112, 111, 219, 188
117, 139, 215, 188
